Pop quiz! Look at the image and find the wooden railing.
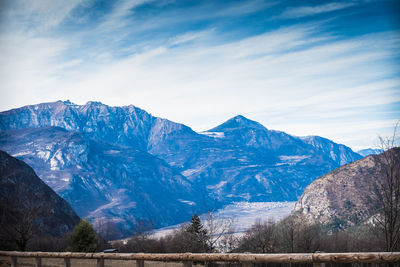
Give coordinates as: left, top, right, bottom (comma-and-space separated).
0, 251, 399, 267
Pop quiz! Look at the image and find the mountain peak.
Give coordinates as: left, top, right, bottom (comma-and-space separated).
209, 115, 265, 132
85, 101, 105, 106
62, 100, 76, 106
232, 114, 249, 121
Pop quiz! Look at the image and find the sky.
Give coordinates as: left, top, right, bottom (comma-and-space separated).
0, 0, 399, 150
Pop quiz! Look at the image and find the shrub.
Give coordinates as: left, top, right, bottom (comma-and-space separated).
67, 219, 97, 252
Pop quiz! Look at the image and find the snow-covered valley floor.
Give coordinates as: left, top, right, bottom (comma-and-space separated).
152, 201, 296, 238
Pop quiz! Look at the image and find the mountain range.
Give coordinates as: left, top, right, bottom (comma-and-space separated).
0, 100, 362, 235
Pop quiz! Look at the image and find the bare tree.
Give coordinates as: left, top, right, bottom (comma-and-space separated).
295, 219, 320, 252
96, 219, 121, 250
218, 229, 239, 253
0, 187, 45, 251
237, 219, 276, 253
373, 123, 400, 251
124, 219, 156, 252
277, 215, 298, 253
272, 213, 320, 253
203, 211, 235, 252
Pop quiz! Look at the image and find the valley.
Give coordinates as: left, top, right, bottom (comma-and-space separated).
152, 201, 296, 238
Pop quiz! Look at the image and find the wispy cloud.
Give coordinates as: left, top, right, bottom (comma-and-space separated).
37, 26, 398, 128
98, 0, 275, 39
2, 0, 84, 31
213, 0, 276, 17
169, 29, 215, 46
97, 0, 155, 31
279, 2, 355, 19
0, 0, 398, 149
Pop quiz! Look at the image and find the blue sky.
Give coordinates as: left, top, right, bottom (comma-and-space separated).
0, 0, 399, 150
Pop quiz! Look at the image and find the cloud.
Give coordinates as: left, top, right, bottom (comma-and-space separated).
98, 0, 155, 31
0, 32, 71, 105
97, 0, 275, 38
279, 2, 355, 19
0, 0, 398, 149
169, 29, 215, 46
43, 26, 398, 123
213, 0, 276, 17
2, 0, 84, 31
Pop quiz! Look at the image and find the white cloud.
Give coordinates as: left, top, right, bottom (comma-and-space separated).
102, 0, 275, 37
4, 0, 84, 30
279, 2, 355, 19
169, 29, 215, 46
98, 0, 155, 31
0, 1, 398, 150
42, 27, 397, 138
0, 32, 70, 105
213, 0, 276, 17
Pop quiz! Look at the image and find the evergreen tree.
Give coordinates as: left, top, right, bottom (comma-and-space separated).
187, 214, 205, 235
186, 214, 211, 252
67, 219, 98, 252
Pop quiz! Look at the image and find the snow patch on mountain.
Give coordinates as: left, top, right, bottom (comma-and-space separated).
182, 168, 203, 177
87, 189, 137, 219
199, 131, 225, 138
206, 181, 228, 189
12, 151, 31, 157
178, 199, 196, 205
279, 155, 310, 162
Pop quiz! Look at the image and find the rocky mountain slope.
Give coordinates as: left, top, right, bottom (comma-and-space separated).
0, 101, 363, 234
293, 147, 400, 228
0, 127, 198, 234
0, 150, 80, 248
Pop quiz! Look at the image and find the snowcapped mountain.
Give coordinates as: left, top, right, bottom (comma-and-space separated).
153, 114, 362, 203
0, 101, 362, 235
0, 100, 195, 151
